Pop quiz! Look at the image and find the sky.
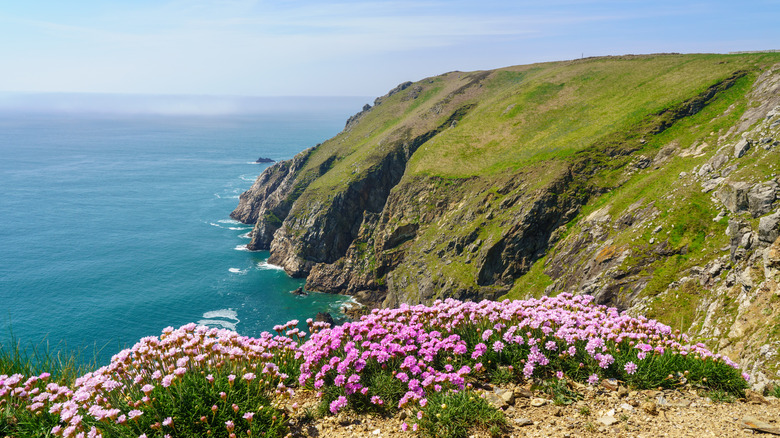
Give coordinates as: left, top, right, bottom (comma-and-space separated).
0, 0, 778, 100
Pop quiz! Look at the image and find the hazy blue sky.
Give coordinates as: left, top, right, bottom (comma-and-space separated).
1, 0, 778, 98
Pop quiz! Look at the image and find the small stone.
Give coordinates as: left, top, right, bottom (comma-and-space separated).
597, 416, 619, 426
641, 401, 658, 416
515, 418, 533, 427
530, 398, 548, 407
496, 387, 515, 405
620, 403, 635, 412
372, 428, 381, 435
484, 391, 508, 410
601, 378, 619, 391
745, 389, 770, 405
514, 387, 534, 398
742, 416, 780, 434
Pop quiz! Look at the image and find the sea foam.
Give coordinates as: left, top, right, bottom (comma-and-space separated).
257, 261, 285, 271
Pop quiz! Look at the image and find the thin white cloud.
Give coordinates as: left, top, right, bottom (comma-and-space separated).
0, 0, 774, 96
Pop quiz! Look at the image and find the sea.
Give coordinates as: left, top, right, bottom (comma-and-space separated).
0, 95, 369, 365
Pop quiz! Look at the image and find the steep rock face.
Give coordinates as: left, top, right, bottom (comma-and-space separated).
230, 148, 315, 249
267, 101, 479, 277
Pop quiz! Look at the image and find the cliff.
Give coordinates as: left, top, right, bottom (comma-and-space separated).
233, 53, 780, 388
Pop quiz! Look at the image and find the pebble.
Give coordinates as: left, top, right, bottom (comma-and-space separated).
641, 401, 658, 415
530, 398, 548, 407
597, 415, 619, 426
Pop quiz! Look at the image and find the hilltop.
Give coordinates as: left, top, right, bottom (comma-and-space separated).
233, 52, 780, 390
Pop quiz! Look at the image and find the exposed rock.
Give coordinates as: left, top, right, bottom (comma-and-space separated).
734, 138, 752, 158
696, 163, 713, 176
597, 416, 619, 426
290, 287, 308, 296
717, 181, 752, 213
745, 389, 770, 405
708, 145, 731, 170
230, 147, 316, 246
741, 416, 780, 435
759, 211, 780, 245
530, 398, 548, 407
255, 157, 275, 163
485, 391, 508, 410
641, 401, 658, 415
495, 387, 515, 405
314, 312, 335, 326
748, 181, 778, 217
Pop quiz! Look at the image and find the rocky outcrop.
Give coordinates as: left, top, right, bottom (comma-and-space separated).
230, 147, 315, 249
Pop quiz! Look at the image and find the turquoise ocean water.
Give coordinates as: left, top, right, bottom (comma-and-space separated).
0, 97, 366, 365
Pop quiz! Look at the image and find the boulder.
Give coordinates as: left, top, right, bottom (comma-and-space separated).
717, 181, 752, 213
735, 138, 751, 158
759, 211, 780, 245
708, 147, 730, 170
315, 312, 336, 325
748, 181, 778, 217
290, 287, 308, 296
696, 163, 713, 177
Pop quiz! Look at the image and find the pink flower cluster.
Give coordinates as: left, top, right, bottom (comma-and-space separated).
2, 294, 746, 435
297, 293, 742, 412
16, 323, 297, 438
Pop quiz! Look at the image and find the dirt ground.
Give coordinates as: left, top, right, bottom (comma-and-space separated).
284, 383, 780, 438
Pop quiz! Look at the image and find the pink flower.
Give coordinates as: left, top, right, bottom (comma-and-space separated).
329, 395, 348, 414
624, 362, 638, 375
163, 417, 173, 426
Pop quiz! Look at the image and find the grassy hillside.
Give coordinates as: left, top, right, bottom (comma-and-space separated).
297, 53, 779, 187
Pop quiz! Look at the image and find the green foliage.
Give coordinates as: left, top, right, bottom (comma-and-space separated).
705, 389, 736, 403
87, 373, 288, 438
0, 334, 97, 386
535, 378, 582, 405
413, 390, 506, 438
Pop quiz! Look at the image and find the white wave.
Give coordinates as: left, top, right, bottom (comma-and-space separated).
257, 261, 285, 271
228, 267, 247, 274
239, 231, 252, 239
229, 226, 251, 231
239, 174, 256, 181
214, 193, 222, 199
209, 222, 222, 228
197, 319, 237, 331
335, 296, 363, 312
218, 219, 241, 224
203, 309, 240, 321
234, 244, 251, 251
